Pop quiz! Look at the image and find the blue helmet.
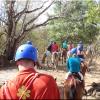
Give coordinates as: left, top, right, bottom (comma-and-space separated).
15, 43, 37, 62
77, 44, 83, 51
26, 41, 33, 45
70, 48, 77, 54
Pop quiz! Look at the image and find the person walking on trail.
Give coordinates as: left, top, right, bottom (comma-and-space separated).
68, 41, 74, 51
62, 40, 68, 50
0, 42, 60, 99
51, 41, 59, 64
67, 47, 77, 58
77, 41, 85, 62
41, 41, 53, 64
61, 40, 68, 63
65, 51, 84, 81
47, 41, 53, 53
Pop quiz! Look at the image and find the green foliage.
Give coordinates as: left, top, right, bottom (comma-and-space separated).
85, 0, 100, 24
47, 0, 100, 44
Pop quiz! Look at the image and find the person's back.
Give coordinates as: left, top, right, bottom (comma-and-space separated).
0, 41, 60, 99
47, 43, 52, 53
67, 57, 81, 72
51, 42, 59, 53
65, 52, 83, 81
62, 41, 67, 49
77, 41, 83, 51
0, 68, 59, 99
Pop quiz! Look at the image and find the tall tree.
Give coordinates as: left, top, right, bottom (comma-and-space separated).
0, 0, 59, 60
47, 0, 100, 43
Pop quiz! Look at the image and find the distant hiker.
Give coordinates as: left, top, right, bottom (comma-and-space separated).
51, 41, 59, 65
42, 41, 53, 64
77, 41, 85, 62
62, 40, 68, 50
68, 41, 74, 51
65, 51, 83, 81
61, 40, 68, 63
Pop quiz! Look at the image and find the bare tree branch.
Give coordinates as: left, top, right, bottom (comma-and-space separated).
15, 0, 29, 23
0, 33, 5, 38
17, 32, 26, 43
25, 0, 55, 27
16, 10, 27, 41
25, 16, 63, 32
17, 16, 63, 42
0, 18, 8, 25
15, 0, 55, 42
17, 16, 62, 43
25, 0, 48, 13
2, 0, 64, 60
15, 0, 47, 23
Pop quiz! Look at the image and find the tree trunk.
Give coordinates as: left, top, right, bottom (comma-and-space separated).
0, 0, 56, 65
4, 38, 18, 61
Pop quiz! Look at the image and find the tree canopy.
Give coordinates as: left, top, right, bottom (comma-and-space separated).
47, 0, 100, 43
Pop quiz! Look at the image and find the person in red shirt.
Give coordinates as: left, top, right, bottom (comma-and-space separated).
0, 41, 60, 99
51, 42, 59, 65
68, 41, 74, 51
51, 42, 59, 53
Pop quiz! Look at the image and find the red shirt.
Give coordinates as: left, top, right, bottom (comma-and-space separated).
68, 44, 74, 51
51, 43, 59, 52
0, 68, 60, 99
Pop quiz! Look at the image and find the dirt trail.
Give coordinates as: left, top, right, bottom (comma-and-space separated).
0, 58, 100, 99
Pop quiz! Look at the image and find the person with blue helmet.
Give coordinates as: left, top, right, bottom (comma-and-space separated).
26, 41, 33, 45
65, 50, 83, 81
15, 42, 37, 62
77, 41, 83, 51
77, 41, 85, 62
0, 41, 60, 99
67, 48, 77, 58
26, 41, 43, 68
41, 41, 53, 64
70, 48, 77, 55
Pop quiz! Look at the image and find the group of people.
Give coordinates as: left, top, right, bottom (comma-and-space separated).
0, 40, 86, 99
42, 40, 75, 65
42, 41, 59, 65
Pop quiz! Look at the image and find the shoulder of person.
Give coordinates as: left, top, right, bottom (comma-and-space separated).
76, 57, 81, 61
37, 73, 55, 83
67, 57, 72, 61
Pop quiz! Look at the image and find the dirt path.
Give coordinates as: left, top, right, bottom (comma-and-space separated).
0, 59, 100, 99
